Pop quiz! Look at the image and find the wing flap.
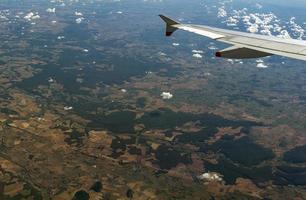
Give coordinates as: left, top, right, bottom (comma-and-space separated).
241, 45, 306, 61
216, 46, 272, 59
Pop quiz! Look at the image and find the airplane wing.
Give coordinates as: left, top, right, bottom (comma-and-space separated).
159, 15, 306, 61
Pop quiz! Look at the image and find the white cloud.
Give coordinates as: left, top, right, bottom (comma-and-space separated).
75, 11, 83, 16
289, 17, 304, 39
208, 46, 217, 50
247, 24, 259, 33
197, 172, 223, 182
192, 50, 204, 54
256, 59, 268, 68
193, 53, 203, 58
260, 29, 272, 36
48, 78, 54, 83
204, 72, 211, 76
24, 12, 40, 21
256, 59, 264, 63
46, 8, 56, 13
64, 106, 73, 111
192, 50, 204, 58
217, 7, 227, 18
31, 15, 40, 20
277, 30, 291, 39
158, 52, 167, 56
57, 35, 65, 40
227, 59, 234, 64
0, 14, 8, 21
256, 63, 268, 68
273, 24, 282, 33
220, 3, 304, 40
76, 17, 84, 24
24, 12, 34, 20
161, 92, 173, 100
226, 16, 239, 26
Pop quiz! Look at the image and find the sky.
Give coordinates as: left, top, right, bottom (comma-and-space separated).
249, 0, 306, 7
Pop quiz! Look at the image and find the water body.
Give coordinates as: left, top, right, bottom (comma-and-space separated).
71, 99, 129, 124
175, 127, 219, 145
110, 136, 135, 158
64, 129, 85, 147
205, 156, 273, 185
90, 181, 103, 192
72, 190, 89, 200
87, 111, 136, 133
212, 137, 275, 167
139, 108, 262, 154
283, 145, 306, 163
204, 136, 275, 185
154, 144, 192, 170
136, 97, 146, 108
86, 108, 260, 136
128, 146, 142, 155
274, 165, 306, 186
17, 20, 177, 95
138, 108, 201, 130
18, 53, 168, 95
0, 108, 18, 115
138, 108, 261, 131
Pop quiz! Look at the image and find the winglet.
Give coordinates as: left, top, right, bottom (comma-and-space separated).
159, 15, 179, 26
159, 15, 179, 36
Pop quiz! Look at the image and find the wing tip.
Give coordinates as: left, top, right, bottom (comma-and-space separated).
159, 15, 179, 25
215, 52, 222, 57
159, 15, 179, 37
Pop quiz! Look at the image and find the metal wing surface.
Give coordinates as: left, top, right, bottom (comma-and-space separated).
160, 15, 306, 61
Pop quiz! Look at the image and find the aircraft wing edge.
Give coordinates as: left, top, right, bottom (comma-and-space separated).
235, 44, 306, 61
159, 15, 224, 39
159, 15, 306, 61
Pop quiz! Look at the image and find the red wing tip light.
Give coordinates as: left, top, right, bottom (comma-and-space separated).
166, 32, 173, 36
215, 52, 222, 57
